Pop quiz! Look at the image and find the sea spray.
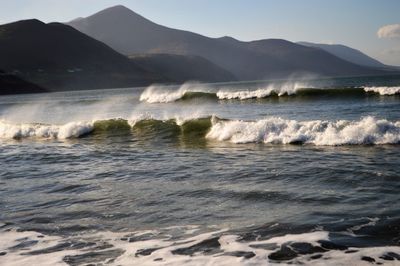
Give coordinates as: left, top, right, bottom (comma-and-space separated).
139, 82, 210, 103
139, 82, 308, 103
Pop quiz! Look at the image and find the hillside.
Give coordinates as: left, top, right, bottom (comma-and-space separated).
298, 42, 386, 68
129, 54, 236, 83
0, 19, 168, 91
0, 70, 47, 95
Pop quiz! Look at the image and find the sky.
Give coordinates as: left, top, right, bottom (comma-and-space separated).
1, 0, 400, 65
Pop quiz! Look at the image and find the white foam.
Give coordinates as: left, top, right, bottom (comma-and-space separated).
217, 83, 305, 100
0, 120, 93, 139
364, 86, 400, 95
2, 227, 400, 266
206, 116, 400, 145
349, 218, 380, 232
0, 229, 73, 266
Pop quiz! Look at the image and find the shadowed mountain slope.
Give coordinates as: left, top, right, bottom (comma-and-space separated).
0, 70, 47, 95
0, 19, 168, 91
68, 5, 391, 80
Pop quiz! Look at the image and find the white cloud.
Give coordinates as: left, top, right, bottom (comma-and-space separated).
377, 24, 400, 39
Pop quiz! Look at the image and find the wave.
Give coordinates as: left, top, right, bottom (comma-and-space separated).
140, 85, 400, 103
2, 226, 400, 266
1, 116, 399, 145
0, 117, 213, 140
139, 83, 215, 103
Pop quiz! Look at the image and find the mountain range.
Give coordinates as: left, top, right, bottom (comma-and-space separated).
0, 18, 235, 94
0, 5, 398, 95
68, 5, 393, 81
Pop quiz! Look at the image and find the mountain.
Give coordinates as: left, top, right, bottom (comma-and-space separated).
68, 5, 390, 80
297, 42, 386, 68
0, 70, 47, 95
129, 54, 236, 83
0, 19, 168, 91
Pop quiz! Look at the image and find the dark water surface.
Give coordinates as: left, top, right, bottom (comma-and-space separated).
1, 76, 400, 265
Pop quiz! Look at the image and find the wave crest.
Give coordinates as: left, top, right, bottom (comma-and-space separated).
139, 83, 212, 103
140, 84, 400, 103
216, 83, 305, 100
364, 86, 400, 95
206, 116, 400, 145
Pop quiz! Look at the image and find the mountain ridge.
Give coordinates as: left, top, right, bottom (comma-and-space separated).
67, 5, 391, 81
298, 42, 387, 68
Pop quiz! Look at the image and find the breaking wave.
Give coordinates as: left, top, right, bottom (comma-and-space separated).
0, 117, 213, 140
139, 83, 215, 103
1, 116, 400, 146
207, 116, 400, 145
0, 120, 93, 139
140, 85, 400, 103
364, 86, 400, 95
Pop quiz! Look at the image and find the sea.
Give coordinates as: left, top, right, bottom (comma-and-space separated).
0, 75, 400, 265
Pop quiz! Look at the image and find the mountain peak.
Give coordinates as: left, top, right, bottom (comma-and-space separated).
104, 5, 131, 12
95, 5, 138, 16
67, 4, 151, 26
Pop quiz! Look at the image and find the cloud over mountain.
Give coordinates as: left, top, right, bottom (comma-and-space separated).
377, 24, 400, 39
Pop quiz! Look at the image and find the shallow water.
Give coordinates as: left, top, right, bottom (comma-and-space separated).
1, 76, 400, 265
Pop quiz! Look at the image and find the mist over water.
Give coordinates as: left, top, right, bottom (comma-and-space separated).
1, 76, 400, 265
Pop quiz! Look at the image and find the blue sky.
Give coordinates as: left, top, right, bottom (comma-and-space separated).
1, 0, 400, 65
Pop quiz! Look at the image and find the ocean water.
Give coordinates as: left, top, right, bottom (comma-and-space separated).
0, 75, 400, 265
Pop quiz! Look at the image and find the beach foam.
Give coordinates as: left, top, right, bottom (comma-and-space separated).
1, 227, 400, 266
